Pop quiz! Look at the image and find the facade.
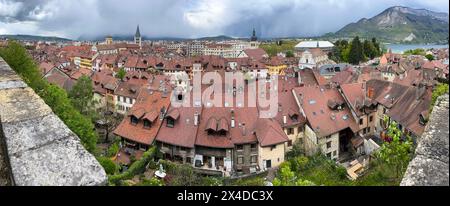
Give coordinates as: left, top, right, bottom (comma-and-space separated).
187, 41, 205, 57
293, 86, 359, 160
114, 82, 140, 114
266, 57, 288, 76
298, 48, 330, 70
105, 36, 113, 45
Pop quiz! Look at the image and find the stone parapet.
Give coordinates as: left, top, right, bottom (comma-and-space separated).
0, 57, 107, 186
401, 94, 449, 186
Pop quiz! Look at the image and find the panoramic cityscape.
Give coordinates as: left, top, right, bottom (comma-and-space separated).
0, 0, 448, 191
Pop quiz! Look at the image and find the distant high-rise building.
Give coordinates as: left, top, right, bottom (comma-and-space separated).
135, 25, 142, 49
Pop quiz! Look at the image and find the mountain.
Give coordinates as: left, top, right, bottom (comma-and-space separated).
0, 34, 72, 42
331, 6, 449, 44
77, 34, 239, 42
196, 35, 237, 41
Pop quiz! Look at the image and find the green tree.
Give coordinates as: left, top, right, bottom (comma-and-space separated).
68, 75, 96, 117
371, 38, 381, 56
285, 50, 295, 58
285, 142, 305, 160
329, 40, 343, 62
377, 121, 413, 179
425, 54, 434, 61
348, 36, 365, 65
342, 45, 351, 63
363, 40, 377, 60
116, 67, 126, 81
404, 48, 425, 56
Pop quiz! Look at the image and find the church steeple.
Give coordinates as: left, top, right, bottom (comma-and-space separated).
135, 25, 141, 38
251, 28, 257, 42
134, 25, 142, 49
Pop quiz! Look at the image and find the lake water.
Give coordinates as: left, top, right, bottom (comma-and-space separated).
384, 44, 449, 54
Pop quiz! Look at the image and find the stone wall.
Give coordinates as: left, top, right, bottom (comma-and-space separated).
0, 57, 107, 186
401, 94, 449, 186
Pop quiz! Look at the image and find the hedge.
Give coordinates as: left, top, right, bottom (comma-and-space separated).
0, 41, 98, 153
108, 146, 157, 185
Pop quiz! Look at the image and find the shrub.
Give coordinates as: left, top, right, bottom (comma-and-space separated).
97, 157, 118, 175
430, 83, 449, 113
158, 159, 178, 174
291, 156, 309, 171
137, 177, 165, 186
200, 177, 223, 186
232, 177, 265, 186
108, 146, 157, 185
107, 142, 120, 158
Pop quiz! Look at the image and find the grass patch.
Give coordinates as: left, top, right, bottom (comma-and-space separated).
259, 40, 298, 57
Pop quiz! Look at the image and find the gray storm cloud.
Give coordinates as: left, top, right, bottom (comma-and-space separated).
0, 0, 449, 39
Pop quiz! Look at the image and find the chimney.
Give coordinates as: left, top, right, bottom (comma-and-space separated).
241, 123, 246, 136
367, 87, 374, 99
231, 109, 235, 128
160, 106, 166, 120
194, 112, 199, 126
331, 113, 336, 120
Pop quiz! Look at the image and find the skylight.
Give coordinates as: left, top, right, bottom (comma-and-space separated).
309, 100, 316, 105
342, 115, 349, 120
384, 94, 391, 99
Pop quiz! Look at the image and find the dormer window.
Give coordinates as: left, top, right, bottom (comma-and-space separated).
167, 118, 175, 128
165, 109, 180, 128
291, 114, 298, 121
143, 119, 151, 128
131, 116, 139, 125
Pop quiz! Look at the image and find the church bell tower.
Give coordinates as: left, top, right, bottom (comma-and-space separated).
135, 25, 142, 49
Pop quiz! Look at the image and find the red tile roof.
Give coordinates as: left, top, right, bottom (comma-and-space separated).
39, 62, 54, 76
255, 118, 289, 147
91, 70, 119, 95
115, 81, 142, 99
156, 106, 202, 148
274, 89, 306, 128
388, 86, 432, 136
294, 86, 359, 137
340, 83, 372, 117
114, 90, 171, 145
243, 48, 268, 61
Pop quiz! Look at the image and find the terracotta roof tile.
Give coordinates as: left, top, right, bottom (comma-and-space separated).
114, 90, 171, 145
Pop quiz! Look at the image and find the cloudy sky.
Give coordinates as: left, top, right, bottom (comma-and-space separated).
0, 0, 448, 40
